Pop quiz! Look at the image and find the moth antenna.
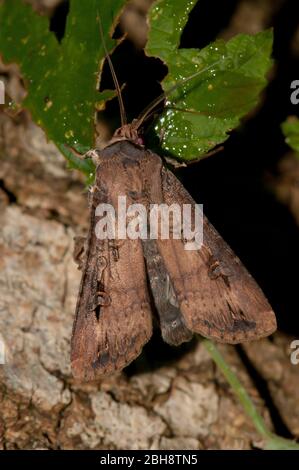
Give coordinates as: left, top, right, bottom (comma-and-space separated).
134, 59, 223, 130
98, 14, 127, 126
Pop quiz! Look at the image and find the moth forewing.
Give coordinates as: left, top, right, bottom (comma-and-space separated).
157, 168, 277, 343
71, 142, 155, 381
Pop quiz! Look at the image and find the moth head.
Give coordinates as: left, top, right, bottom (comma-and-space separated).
109, 122, 144, 147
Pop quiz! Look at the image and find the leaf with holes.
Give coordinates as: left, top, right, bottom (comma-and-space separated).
146, 0, 273, 161
0, 0, 126, 177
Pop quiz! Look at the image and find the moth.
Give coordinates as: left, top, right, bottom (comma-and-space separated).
71, 30, 277, 382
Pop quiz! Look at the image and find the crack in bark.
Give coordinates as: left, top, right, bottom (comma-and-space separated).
0, 179, 17, 203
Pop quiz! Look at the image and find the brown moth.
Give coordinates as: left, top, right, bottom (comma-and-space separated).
71, 28, 277, 382
71, 128, 277, 381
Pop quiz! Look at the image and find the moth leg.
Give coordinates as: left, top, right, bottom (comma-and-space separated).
84, 149, 102, 166
87, 184, 102, 208
73, 236, 86, 270
159, 127, 166, 143
164, 156, 187, 169
108, 240, 121, 262
207, 254, 232, 288
97, 254, 108, 283
96, 291, 111, 306
89, 290, 111, 319
107, 239, 127, 264
87, 253, 110, 314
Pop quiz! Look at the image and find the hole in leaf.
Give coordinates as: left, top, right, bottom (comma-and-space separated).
49, 0, 70, 42
180, 0, 239, 49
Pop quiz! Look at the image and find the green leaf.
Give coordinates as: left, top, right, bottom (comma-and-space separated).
146, 0, 273, 161
281, 116, 299, 155
0, 0, 126, 176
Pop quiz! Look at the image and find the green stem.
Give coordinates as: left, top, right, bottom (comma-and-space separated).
56, 143, 95, 184
202, 338, 299, 450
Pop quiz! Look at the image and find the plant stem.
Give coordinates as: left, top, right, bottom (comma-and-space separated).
202, 338, 299, 450
56, 143, 95, 184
